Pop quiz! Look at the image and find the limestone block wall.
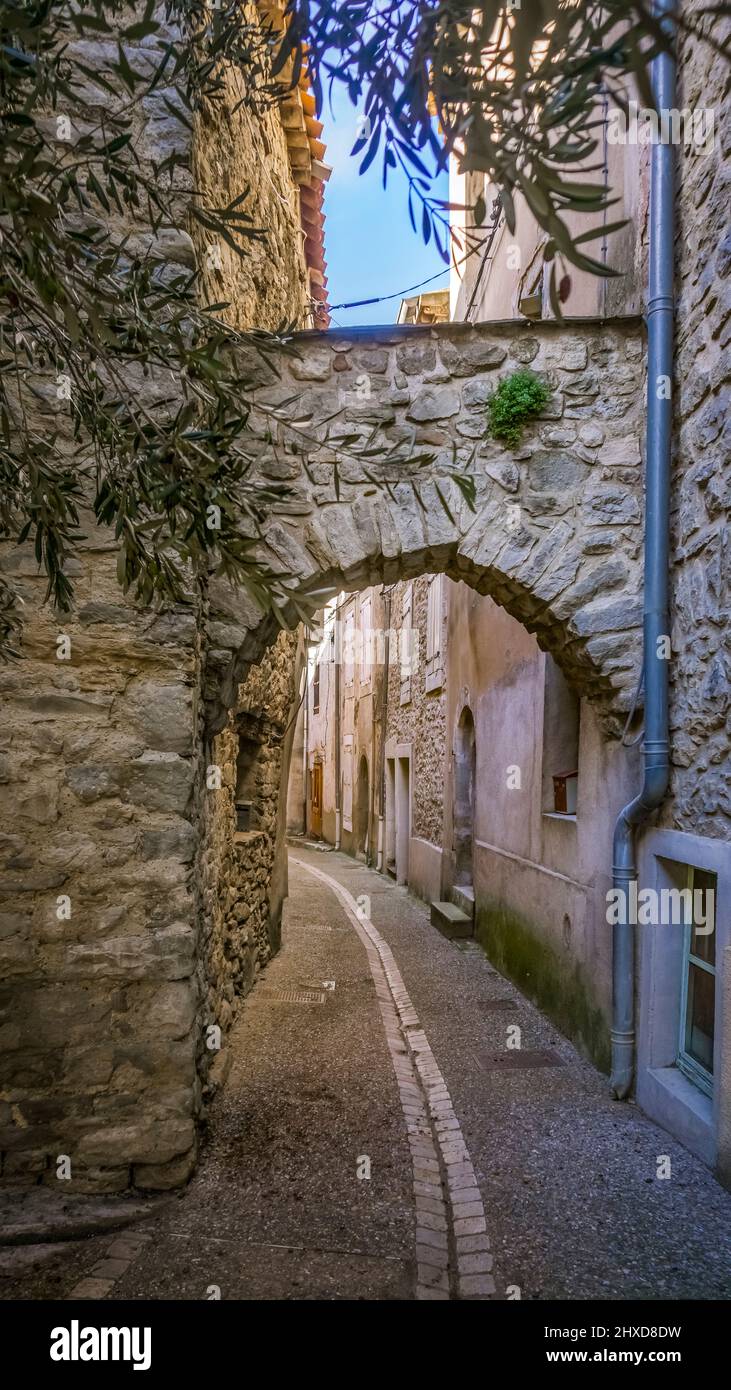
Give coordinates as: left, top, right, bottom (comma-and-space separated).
197, 630, 302, 1107
670, 27, 731, 839
0, 15, 309, 1189
0, 530, 203, 1191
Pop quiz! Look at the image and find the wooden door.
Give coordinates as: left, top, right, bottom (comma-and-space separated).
311, 761, 323, 838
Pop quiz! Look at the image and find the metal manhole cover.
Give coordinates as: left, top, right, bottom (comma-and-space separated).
478, 1049, 563, 1071
262, 988, 326, 1005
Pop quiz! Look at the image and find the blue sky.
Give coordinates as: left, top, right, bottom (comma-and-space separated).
320, 86, 449, 328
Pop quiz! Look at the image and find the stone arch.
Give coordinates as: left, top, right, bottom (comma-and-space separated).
453, 706, 476, 887
204, 318, 645, 737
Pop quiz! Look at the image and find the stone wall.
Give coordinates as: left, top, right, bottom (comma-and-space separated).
197, 631, 302, 1107
0, 14, 310, 1189
0, 524, 203, 1191
206, 318, 647, 739
386, 577, 447, 847
670, 23, 731, 839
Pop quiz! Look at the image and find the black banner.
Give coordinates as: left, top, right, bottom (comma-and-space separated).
0, 1298, 723, 1375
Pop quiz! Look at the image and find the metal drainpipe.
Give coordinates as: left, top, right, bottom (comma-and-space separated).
611, 0, 675, 1099
378, 587, 392, 873
334, 612, 341, 850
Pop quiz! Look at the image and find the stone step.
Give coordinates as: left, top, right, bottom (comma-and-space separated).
450, 884, 475, 921
431, 900, 473, 940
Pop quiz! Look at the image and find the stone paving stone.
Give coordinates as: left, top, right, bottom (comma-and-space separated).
106, 1237, 151, 1260
413, 1165, 440, 1183
417, 1266, 450, 1292
67, 1277, 115, 1300
454, 1216, 487, 1236
456, 1233, 492, 1254
90, 1257, 131, 1279
415, 1210, 448, 1233
416, 1244, 449, 1270
446, 1162, 476, 1184
459, 1273, 497, 1297
458, 1252, 494, 1275
414, 1180, 442, 1199
415, 1196, 447, 1217
416, 1226, 448, 1250
450, 1189, 483, 1212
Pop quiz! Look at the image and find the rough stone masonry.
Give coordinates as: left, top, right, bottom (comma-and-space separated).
205, 317, 647, 736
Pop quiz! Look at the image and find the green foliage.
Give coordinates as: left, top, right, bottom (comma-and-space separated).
486, 370, 551, 448
0, 0, 317, 654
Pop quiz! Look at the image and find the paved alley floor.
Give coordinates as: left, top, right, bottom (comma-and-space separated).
4, 844, 731, 1302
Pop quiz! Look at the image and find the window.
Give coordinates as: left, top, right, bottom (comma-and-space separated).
425, 575, 444, 692
678, 866, 717, 1096
342, 737, 353, 832
541, 654, 580, 815
359, 595, 372, 688
400, 583, 413, 705
312, 660, 320, 713
235, 728, 261, 831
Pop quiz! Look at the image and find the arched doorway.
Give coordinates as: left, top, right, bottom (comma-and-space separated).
356, 754, 369, 858
453, 707, 475, 887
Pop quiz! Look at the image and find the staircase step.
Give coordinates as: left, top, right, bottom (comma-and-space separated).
431, 900, 473, 940
450, 884, 475, 920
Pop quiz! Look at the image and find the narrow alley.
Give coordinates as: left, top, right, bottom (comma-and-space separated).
6, 847, 729, 1304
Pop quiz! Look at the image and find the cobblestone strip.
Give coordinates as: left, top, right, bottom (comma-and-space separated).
67, 1231, 153, 1300
291, 857, 495, 1300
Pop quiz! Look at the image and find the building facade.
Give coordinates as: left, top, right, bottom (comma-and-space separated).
288, 17, 731, 1183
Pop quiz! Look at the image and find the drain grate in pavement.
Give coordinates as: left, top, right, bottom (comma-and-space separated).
479, 998, 521, 1012
478, 1049, 563, 1070
261, 988, 326, 1005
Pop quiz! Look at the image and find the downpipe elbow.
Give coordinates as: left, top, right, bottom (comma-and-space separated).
610, 1041, 635, 1101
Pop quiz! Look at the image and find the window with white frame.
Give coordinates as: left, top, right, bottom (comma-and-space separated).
399, 583, 413, 705
541, 654, 580, 815
359, 594, 372, 689
425, 574, 444, 692
678, 865, 717, 1096
342, 736, 353, 832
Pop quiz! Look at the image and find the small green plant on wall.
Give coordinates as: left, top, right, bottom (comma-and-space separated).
487, 370, 551, 447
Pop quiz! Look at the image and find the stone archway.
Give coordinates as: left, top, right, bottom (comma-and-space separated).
205, 317, 645, 739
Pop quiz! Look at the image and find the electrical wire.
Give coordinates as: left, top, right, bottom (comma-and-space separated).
323, 232, 485, 313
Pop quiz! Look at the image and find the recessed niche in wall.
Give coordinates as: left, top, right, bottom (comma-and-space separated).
542, 655, 579, 816
235, 726, 262, 831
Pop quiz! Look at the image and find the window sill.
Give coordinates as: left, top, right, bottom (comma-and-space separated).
638, 1064, 715, 1167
